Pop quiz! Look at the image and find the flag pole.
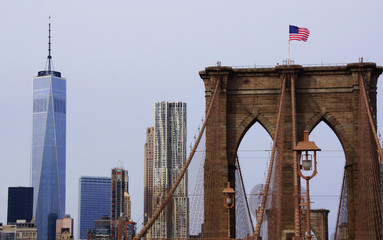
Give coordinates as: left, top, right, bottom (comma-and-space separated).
288, 39, 291, 65
288, 25, 291, 65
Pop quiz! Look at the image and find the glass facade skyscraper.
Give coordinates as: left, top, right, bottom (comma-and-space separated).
151, 101, 189, 239
31, 71, 66, 240
30, 21, 66, 240
78, 177, 111, 240
7, 187, 33, 224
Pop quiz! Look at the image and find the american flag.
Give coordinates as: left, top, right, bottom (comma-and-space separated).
289, 25, 310, 42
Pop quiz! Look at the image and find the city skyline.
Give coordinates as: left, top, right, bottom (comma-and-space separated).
0, 1, 383, 238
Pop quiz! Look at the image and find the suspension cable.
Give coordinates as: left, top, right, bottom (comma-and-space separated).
135, 65, 222, 239
359, 61, 383, 162
290, 65, 301, 237
253, 72, 287, 236
359, 59, 383, 238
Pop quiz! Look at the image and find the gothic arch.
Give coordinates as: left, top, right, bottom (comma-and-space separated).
306, 112, 348, 153
236, 112, 273, 152
200, 63, 382, 239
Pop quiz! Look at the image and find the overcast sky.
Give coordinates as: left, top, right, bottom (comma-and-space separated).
0, 0, 382, 238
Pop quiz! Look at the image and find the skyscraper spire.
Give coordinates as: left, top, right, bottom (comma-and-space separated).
38, 16, 61, 78
47, 15, 52, 73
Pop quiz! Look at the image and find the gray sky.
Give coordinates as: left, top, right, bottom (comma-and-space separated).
0, 0, 382, 238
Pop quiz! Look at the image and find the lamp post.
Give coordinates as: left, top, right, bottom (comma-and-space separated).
222, 182, 235, 239
293, 130, 321, 240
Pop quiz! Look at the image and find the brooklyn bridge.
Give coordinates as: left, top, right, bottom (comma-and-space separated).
136, 59, 383, 240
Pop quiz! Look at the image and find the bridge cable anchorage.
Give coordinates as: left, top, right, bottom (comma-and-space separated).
253, 71, 288, 237
235, 154, 255, 233
134, 63, 222, 240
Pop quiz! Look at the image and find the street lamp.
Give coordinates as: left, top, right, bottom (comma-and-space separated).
293, 130, 321, 240
222, 182, 236, 239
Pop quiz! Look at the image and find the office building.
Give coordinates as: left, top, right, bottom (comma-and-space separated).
30, 21, 66, 240
111, 168, 129, 240
89, 216, 111, 240
56, 215, 73, 240
78, 177, 111, 240
151, 101, 189, 238
124, 193, 131, 221
0, 224, 15, 240
117, 217, 136, 240
143, 127, 154, 227
7, 187, 33, 224
0, 220, 37, 240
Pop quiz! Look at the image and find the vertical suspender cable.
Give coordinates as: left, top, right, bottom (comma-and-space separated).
334, 170, 346, 240
235, 154, 255, 233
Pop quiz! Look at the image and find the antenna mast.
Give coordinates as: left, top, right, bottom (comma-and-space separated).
38, 16, 61, 77
47, 16, 52, 73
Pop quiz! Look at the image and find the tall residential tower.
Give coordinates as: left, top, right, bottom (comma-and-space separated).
151, 101, 188, 239
143, 127, 154, 227
111, 168, 129, 240
30, 20, 66, 240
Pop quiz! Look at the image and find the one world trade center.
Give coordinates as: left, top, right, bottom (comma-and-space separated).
31, 20, 66, 240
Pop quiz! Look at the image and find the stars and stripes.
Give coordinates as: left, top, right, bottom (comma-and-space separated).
289, 25, 310, 42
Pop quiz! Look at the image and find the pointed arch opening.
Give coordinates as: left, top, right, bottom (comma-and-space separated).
235, 120, 274, 239
307, 121, 346, 239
